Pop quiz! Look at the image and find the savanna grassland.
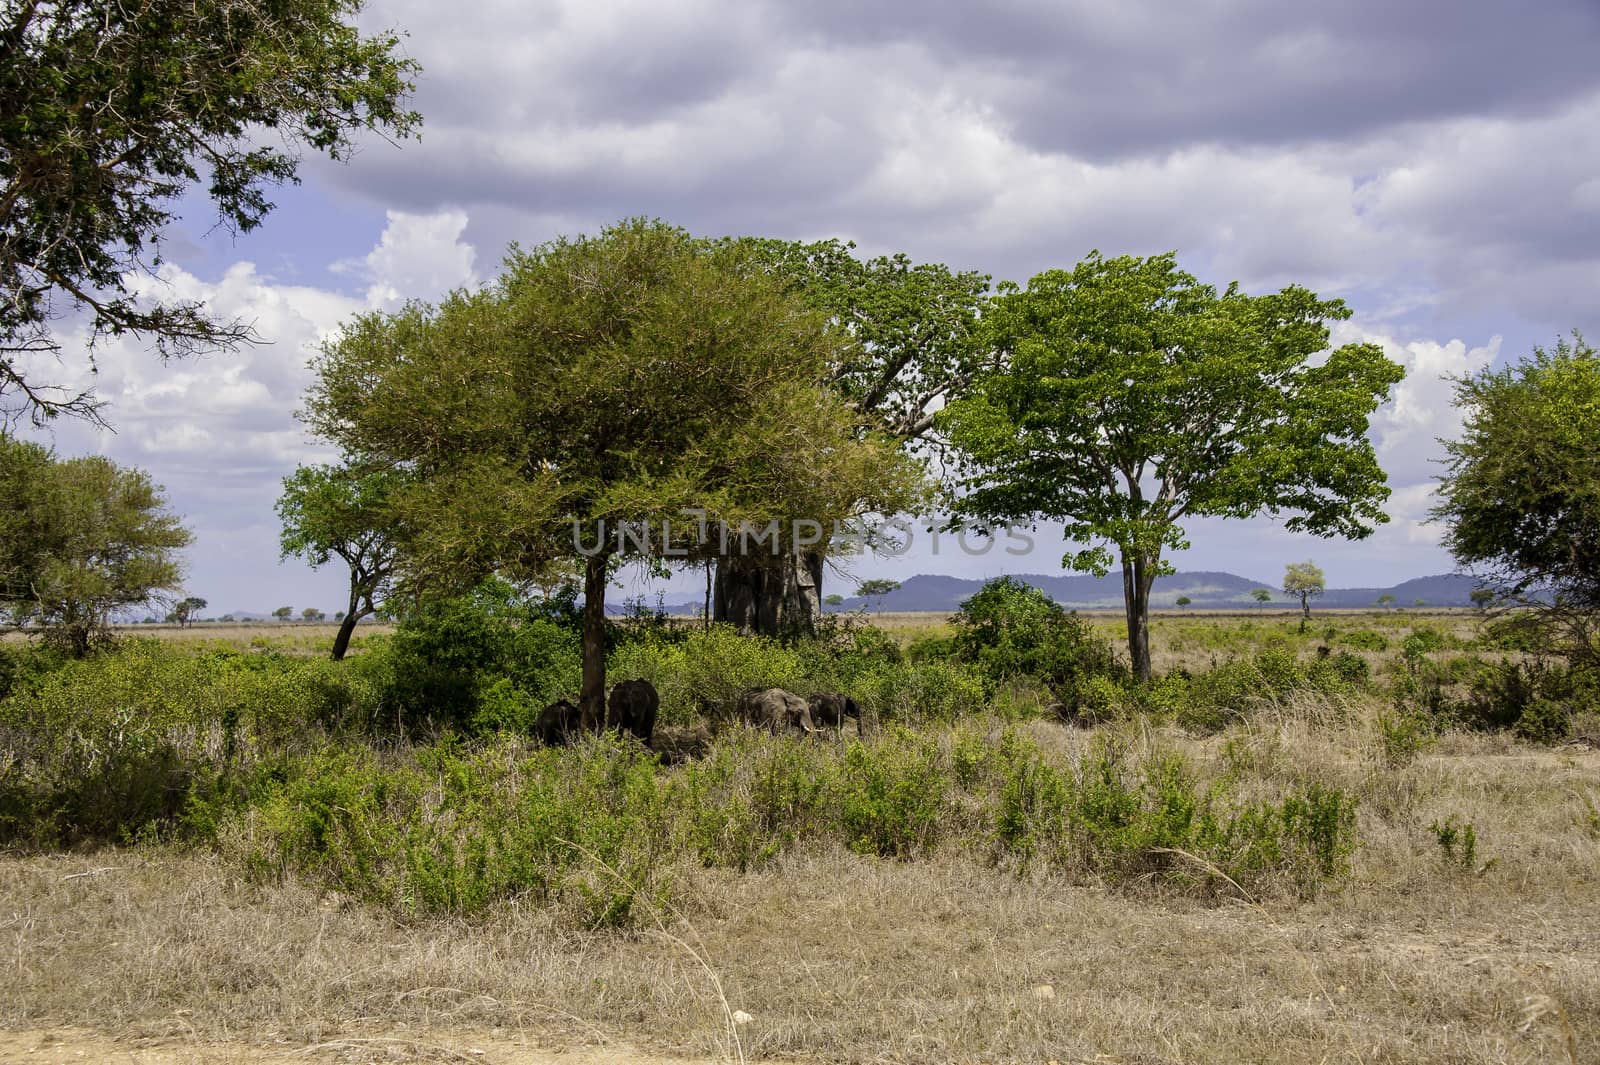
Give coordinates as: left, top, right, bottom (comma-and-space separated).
1, 605, 1596, 1065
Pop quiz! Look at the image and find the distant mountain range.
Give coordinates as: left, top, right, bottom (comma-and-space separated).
225, 571, 1483, 620
820, 571, 1483, 613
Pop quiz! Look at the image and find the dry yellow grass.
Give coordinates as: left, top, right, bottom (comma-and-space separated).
2, 704, 1594, 1064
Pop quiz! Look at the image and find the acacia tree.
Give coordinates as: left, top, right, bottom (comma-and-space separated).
709, 238, 990, 635
942, 252, 1403, 683
169, 595, 206, 626
0, 436, 190, 654
304, 219, 923, 724
1433, 334, 1600, 662
0, 0, 420, 425
277, 463, 403, 660
1283, 561, 1325, 625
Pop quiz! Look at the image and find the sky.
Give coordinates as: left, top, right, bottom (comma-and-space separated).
15, 0, 1600, 615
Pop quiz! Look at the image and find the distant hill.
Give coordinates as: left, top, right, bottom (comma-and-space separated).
826, 571, 1483, 613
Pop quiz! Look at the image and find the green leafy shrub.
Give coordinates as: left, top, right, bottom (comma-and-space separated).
609, 624, 802, 724
1340, 629, 1389, 652
950, 577, 1123, 711
857, 658, 988, 723
229, 734, 672, 927
0, 640, 318, 844
988, 732, 1356, 894
383, 581, 581, 735
835, 731, 948, 858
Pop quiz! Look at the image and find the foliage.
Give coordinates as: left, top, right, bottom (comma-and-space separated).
0, 436, 190, 654
1429, 816, 1481, 872
1283, 561, 1325, 620
304, 218, 925, 718
720, 236, 992, 445
948, 576, 1122, 712
1433, 334, 1600, 665
277, 462, 404, 659
169, 596, 207, 626
382, 579, 580, 736
941, 252, 1404, 681
856, 578, 902, 607
0, 0, 421, 424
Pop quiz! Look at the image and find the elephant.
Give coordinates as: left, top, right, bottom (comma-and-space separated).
535, 698, 582, 746
737, 687, 819, 735
806, 691, 862, 734
607, 678, 659, 746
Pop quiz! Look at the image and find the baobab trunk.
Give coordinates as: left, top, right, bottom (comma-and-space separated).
713, 549, 823, 638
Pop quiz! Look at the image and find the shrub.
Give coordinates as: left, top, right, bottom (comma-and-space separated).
1340, 629, 1389, 652
950, 576, 1123, 703
609, 624, 802, 724
383, 582, 581, 735
229, 734, 673, 927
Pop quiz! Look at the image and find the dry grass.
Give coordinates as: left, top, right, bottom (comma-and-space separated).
3, 705, 1595, 1064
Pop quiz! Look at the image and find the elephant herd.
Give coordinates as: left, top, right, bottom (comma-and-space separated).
536, 679, 862, 750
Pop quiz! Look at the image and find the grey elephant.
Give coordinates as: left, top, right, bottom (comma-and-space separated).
737, 687, 819, 735
535, 698, 582, 746
806, 691, 862, 734
607, 678, 659, 746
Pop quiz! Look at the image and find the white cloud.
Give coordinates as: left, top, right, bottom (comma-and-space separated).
17, 210, 483, 612
330, 208, 478, 308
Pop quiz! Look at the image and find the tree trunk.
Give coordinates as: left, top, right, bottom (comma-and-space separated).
713, 549, 822, 638
580, 552, 611, 730
330, 614, 361, 661
1120, 553, 1155, 684
330, 600, 362, 662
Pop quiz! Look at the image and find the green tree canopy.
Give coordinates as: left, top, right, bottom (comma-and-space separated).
277, 462, 404, 660
705, 237, 991, 634
304, 219, 925, 722
1283, 561, 1325, 621
169, 595, 206, 626
941, 251, 1404, 681
0, 0, 421, 424
0, 435, 190, 653
1433, 334, 1600, 661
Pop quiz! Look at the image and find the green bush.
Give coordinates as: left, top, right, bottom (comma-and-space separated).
383, 581, 581, 735
229, 734, 672, 927
1339, 629, 1389, 652
0, 640, 319, 844
609, 624, 802, 724
950, 577, 1123, 707
988, 731, 1356, 894
857, 658, 988, 723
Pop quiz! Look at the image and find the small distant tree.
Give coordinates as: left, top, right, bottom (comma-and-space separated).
823, 593, 845, 607
857, 578, 903, 611
0, 437, 190, 655
334, 610, 347, 621
278, 463, 403, 660
1414, 598, 1426, 609
301, 607, 326, 622
1175, 595, 1192, 609
1376, 593, 1396, 610
1283, 561, 1325, 630
272, 606, 293, 622
1252, 588, 1272, 608
1470, 588, 1496, 612
170, 596, 207, 627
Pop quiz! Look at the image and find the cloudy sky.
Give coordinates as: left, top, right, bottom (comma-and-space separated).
20, 0, 1600, 613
